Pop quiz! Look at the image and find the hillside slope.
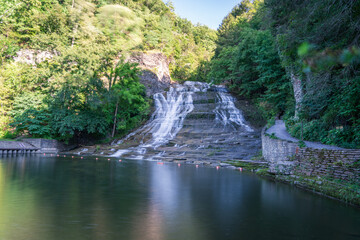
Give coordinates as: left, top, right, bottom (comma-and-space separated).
0, 0, 217, 142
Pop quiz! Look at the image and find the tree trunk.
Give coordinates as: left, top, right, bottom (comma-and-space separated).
111, 101, 119, 138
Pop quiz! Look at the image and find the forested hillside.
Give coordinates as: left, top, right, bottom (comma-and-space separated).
0, 0, 216, 142
207, 0, 360, 148
1, 0, 360, 148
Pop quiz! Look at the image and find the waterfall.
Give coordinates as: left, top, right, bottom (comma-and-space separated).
111, 82, 208, 157
111, 81, 253, 159
214, 92, 253, 132
141, 86, 194, 148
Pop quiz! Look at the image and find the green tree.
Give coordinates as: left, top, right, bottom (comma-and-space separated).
101, 59, 149, 137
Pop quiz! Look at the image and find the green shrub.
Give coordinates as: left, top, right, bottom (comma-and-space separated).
286, 118, 360, 149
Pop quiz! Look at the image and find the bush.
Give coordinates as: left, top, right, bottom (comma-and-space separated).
0, 116, 12, 138
324, 127, 360, 149
286, 118, 360, 149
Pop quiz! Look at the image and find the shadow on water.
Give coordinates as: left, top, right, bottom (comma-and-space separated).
0, 155, 360, 240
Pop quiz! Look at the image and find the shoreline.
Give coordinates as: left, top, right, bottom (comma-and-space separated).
227, 161, 360, 208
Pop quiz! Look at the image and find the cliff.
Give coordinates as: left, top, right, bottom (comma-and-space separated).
126, 52, 173, 96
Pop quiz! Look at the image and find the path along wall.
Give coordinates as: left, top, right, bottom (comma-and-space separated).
262, 128, 360, 183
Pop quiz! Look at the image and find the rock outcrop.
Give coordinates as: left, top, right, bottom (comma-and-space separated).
14, 49, 57, 65
126, 52, 172, 96
290, 70, 304, 119
107, 82, 262, 162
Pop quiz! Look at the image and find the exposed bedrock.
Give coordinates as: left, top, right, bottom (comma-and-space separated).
109, 81, 262, 163
126, 51, 172, 96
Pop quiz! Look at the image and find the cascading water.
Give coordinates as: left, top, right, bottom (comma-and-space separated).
111, 82, 209, 158
214, 91, 253, 132
111, 81, 258, 160
141, 86, 194, 148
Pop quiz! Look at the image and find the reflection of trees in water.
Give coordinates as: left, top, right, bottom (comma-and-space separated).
0, 157, 146, 239
130, 163, 209, 240
1, 156, 360, 239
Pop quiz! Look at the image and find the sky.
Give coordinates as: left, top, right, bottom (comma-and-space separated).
163, 0, 241, 30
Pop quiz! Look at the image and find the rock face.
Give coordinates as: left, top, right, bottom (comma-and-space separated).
290, 70, 304, 119
126, 52, 172, 96
14, 49, 57, 65
110, 82, 262, 163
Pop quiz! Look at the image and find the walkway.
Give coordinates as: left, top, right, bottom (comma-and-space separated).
0, 141, 38, 150
266, 120, 343, 150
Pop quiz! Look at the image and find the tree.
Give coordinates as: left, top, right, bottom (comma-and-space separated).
101, 59, 149, 137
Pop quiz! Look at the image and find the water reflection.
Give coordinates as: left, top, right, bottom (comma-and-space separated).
130, 164, 209, 240
0, 156, 359, 240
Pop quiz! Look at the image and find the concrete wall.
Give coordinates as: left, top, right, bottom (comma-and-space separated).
22, 139, 64, 153
262, 128, 360, 183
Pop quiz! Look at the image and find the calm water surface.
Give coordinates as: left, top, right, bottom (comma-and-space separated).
0, 155, 359, 240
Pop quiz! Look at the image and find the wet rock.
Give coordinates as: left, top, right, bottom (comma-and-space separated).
220, 163, 232, 167
109, 81, 262, 163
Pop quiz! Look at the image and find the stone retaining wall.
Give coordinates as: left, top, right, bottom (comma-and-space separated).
295, 148, 360, 183
262, 128, 360, 183
261, 128, 297, 174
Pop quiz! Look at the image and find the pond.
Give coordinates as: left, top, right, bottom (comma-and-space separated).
0, 155, 359, 240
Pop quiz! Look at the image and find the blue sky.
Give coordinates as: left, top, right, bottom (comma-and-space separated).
163, 0, 241, 29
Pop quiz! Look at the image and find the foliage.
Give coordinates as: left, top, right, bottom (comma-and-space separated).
102, 59, 150, 136
11, 108, 53, 138
6, 59, 149, 142
0, 0, 216, 143
96, 5, 143, 49
0, 115, 13, 139
265, 0, 360, 148
208, 1, 293, 120
46, 74, 109, 141
207, 0, 360, 148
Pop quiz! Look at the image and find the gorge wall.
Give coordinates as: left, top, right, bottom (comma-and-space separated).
13, 50, 171, 97
126, 52, 172, 96
102, 82, 262, 163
